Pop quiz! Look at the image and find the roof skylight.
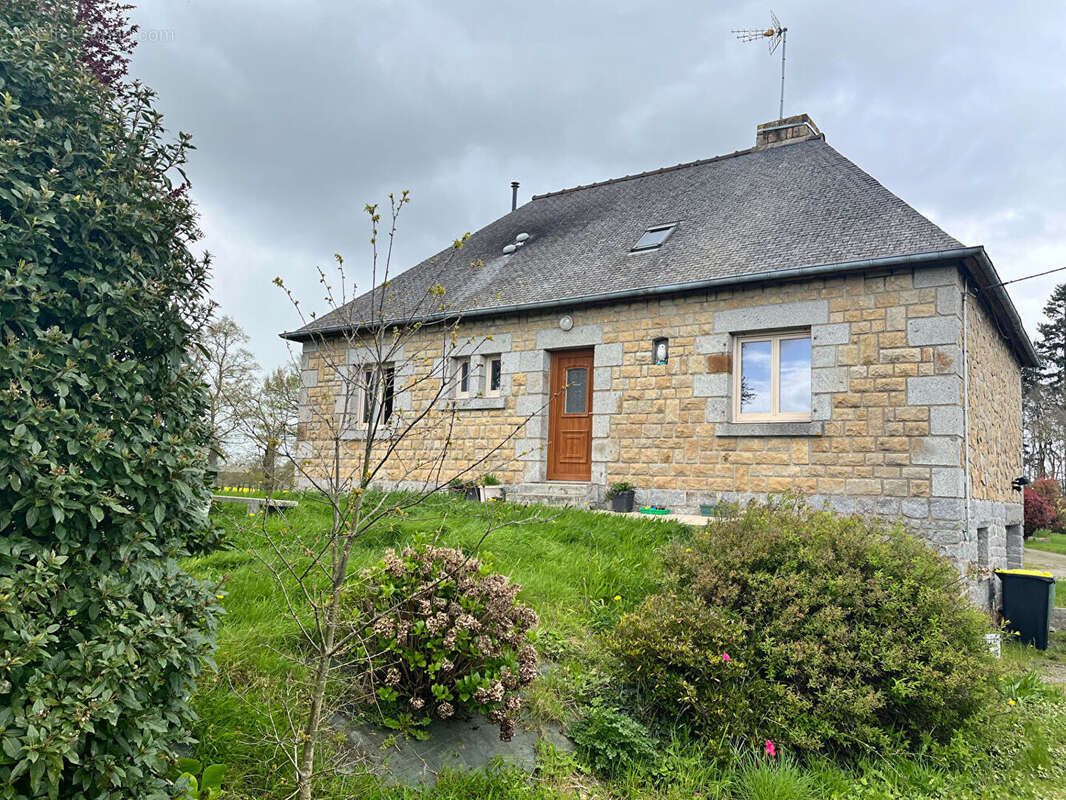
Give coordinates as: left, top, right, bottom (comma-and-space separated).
631, 223, 677, 252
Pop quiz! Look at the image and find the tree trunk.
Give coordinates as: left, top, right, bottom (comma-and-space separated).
263, 442, 277, 492
296, 602, 337, 800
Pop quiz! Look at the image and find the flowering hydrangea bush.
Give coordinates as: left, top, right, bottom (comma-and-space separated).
344, 544, 538, 740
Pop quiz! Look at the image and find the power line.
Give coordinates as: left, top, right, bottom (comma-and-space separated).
980, 264, 1066, 292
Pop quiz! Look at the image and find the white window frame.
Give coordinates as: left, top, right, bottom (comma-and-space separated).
354, 363, 396, 427
485, 356, 503, 397
732, 330, 812, 423
453, 357, 472, 399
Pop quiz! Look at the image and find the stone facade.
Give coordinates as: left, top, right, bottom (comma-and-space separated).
964, 283, 1026, 604
297, 262, 1025, 595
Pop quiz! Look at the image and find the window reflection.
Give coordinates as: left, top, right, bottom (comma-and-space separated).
779, 337, 811, 414
740, 340, 772, 414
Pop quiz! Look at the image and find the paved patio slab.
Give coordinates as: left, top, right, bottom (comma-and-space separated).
332, 712, 573, 787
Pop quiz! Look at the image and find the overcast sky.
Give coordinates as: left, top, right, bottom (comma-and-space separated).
128, 0, 1066, 371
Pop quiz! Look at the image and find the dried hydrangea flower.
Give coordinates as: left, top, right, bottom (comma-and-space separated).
499, 719, 515, 742
351, 542, 540, 741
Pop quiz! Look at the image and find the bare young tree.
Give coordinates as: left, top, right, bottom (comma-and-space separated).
193, 315, 261, 467
251, 193, 552, 799
243, 364, 301, 490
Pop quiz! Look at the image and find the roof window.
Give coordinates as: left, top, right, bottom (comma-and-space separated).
631, 224, 677, 252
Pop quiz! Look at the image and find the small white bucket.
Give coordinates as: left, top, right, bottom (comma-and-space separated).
985, 633, 1002, 659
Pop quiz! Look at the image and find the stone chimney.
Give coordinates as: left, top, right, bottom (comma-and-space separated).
754, 113, 822, 149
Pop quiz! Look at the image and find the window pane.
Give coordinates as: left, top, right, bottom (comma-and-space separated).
740, 340, 772, 415
564, 367, 587, 414
490, 358, 501, 392
362, 368, 374, 424
459, 360, 469, 393
779, 337, 811, 414
382, 366, 395, 422
632, 225, 676, 251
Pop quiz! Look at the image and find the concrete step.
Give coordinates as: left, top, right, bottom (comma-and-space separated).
507, 482, 596, 508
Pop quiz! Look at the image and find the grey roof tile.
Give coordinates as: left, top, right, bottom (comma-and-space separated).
290, 138, 962, 336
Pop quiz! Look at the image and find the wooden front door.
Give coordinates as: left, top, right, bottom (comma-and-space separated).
547, 348, 594, 481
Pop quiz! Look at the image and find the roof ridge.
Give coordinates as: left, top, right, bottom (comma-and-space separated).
529, 141, 801, 201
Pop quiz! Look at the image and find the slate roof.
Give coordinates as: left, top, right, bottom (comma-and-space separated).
284, 135, 1036, 366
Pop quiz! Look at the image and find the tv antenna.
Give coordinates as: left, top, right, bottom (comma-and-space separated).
733, 10, 788, 120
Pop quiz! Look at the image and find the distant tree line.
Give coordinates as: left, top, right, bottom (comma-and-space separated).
1024, 283, 1066, 483
192, 315, 300, 489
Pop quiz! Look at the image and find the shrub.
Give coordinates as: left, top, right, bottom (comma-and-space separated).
0, 4, 218, 796
569, 703, 657, 777
1024, 486, 1057, 537
613, 499, 997, 757
344, 544, 538, 740
172, 759, 225, 800
1026, 479, 1064, 534
447, 477, 479, 495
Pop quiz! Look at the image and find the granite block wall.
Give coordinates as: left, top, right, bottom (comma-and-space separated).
296, 263, 1025, 593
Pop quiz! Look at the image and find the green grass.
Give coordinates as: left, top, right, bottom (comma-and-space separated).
188, 494, 687, 796
186, 494, 1066, 799
1026, 530, 1066, 556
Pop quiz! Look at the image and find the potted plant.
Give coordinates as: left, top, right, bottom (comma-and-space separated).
606, 481, 636, 513
448, 477, 481, 501
480, 473, 504, 502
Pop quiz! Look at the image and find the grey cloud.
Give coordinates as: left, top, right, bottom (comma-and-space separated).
129, 0, 1066, 366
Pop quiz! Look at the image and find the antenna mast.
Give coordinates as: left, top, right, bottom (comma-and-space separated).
733, 10, 788, 120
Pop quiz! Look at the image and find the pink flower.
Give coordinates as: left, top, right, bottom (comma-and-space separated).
764, 739, 777, 757
721, 652, 731, 662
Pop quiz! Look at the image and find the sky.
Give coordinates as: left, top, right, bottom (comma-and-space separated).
128, 0, 1066, 371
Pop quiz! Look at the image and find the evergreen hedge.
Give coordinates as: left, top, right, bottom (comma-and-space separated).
0, 3, 218, 796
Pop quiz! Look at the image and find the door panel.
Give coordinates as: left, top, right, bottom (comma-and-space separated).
547, 349, 594, 481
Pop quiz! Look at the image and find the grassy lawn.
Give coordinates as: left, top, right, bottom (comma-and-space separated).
188, 494, 1066, 799
1026, 530, 1066, 556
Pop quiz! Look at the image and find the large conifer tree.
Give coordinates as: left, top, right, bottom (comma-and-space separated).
1035, 283, 1066, 393
1025, 283, 1066, 480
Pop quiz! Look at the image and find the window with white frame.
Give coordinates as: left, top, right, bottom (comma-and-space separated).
732, 331, 811, 422
454, 357, 472, 398
356, 364, 396, 426
451, 354, 506, 399
486, 356, 502, 397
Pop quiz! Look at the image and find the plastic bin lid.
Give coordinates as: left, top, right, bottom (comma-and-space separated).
994, 568, 1055, 581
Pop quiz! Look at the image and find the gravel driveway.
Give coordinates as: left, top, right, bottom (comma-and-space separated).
1024, 547, 1066, 577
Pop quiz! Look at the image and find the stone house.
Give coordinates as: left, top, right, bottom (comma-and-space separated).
285, 115, 1038, 601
